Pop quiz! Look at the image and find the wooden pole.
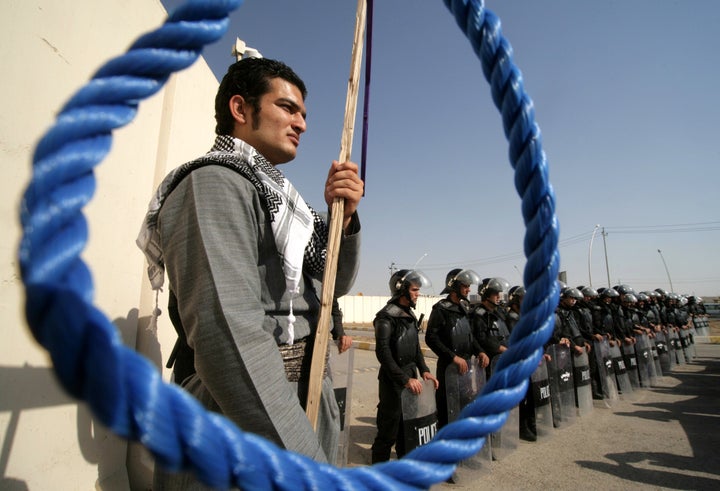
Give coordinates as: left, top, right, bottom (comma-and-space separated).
305, 0, 367, 429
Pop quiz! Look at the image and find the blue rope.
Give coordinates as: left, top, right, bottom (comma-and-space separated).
18, 0, 559, 489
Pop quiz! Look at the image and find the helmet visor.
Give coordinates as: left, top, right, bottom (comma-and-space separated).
401, 270, 431, 291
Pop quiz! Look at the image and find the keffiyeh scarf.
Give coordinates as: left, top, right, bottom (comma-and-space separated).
137, 135, 328, 344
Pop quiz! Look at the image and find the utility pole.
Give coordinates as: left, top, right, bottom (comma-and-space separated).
389, 262, 396, 275
657, 249, 674, 293
601, 227, 611, 288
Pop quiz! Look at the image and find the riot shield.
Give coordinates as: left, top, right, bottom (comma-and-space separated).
530, 357, 554, 439
609, 343, 634, 399
546, 344, 576, 428
622, 342, 641, 389
635, 334, 655, 388
328, 346, 354, 466
693, 316, 709, 337
401, 379, 438, 455
446, 357, 485, 423
650, 335, 663, 379
654, 331, 672, 374
679, 329, 692, 363
687, 327, 697, 360
572, 351, 593, 417
672, 330, 686, 365
489, 355, 519, 460
444, 358, 492, 475
666, 330, 679, 367
593, 339, 618, 405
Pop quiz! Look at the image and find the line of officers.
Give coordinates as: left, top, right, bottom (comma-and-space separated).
369, 267, 710, 463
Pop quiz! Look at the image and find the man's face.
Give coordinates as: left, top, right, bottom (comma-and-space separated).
408, 284, 421, 304
237, 77, 307, 165
486, 291, 501, 307
562, 297, 577, 307
458, 283, 471, 299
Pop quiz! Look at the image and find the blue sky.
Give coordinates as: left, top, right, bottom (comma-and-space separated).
161, 0, 720, 297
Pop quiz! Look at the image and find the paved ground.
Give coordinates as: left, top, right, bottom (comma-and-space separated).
343, 333, 720, 490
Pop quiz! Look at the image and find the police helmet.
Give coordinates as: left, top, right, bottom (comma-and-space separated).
508, 285, 526, 305
389, 269, 431, 299
580, 286, 599, 298
479, 277, 510, 301
561, 287, 583, 300
655, 288, 669, 298
615, 284, 635, 295
621, 293, 638, 304
441, 268, 481, 294
601, 287, 619, 298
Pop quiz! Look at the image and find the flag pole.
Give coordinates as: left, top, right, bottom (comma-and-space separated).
305, 0, 367, 429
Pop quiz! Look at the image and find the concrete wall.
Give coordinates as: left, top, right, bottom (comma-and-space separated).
1, 1, 219, 488
338, 295, 443, 329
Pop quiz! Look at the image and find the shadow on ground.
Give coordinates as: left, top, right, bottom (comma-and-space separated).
348, 416, 376, 466
577, 352, 720, 489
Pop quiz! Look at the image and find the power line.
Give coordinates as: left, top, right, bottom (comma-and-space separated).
393, 222, 719, 272
605, 221, 720, 234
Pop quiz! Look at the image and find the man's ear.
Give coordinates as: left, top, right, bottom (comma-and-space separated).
229, 94, 247, 124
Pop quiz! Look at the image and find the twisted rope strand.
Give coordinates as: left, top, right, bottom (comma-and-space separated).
19, 0, 559, 488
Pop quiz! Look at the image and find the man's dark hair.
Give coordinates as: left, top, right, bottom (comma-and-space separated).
215, 58, 307, 135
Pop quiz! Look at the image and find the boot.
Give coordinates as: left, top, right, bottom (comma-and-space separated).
519, 416, 537, 442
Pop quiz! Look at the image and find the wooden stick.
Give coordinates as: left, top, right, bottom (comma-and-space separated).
306, 0, 367, 430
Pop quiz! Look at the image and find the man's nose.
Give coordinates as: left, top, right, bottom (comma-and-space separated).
293, 113, 306, 133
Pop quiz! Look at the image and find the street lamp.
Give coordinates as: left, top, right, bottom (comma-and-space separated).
588, 224, 600, 288
657, 249, 674, 293
412, 253, 428, 269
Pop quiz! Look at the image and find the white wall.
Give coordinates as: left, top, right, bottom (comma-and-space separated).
338, 295, 443, 329
0, 1, 219, 489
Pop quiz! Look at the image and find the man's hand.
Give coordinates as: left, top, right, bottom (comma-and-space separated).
405, 378, 423, 394
336, 335, 352, 354
478, 352, 490, 368
422, 372, 440, 390
324, 160, 364, 230
453, 355, 469, 375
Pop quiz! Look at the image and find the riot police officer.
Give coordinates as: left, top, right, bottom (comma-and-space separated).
554, 288, 589, 354
371, 269, 439, 463
506, 285, 526, 332
425, 268, 489, 428
470, 277, 512, 360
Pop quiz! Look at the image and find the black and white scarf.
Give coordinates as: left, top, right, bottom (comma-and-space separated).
137, 135, 328, 344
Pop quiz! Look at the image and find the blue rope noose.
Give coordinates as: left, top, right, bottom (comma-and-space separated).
18, 0, 559, 489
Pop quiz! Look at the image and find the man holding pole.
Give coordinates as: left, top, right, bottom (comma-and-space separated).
138, 57, 363, 486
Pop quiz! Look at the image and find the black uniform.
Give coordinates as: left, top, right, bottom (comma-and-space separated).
470, 304, 511, 358
554, 305, 585, 349
575, 300, 603, 399
425, 298, 484, 428
371, 301, 430, 463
